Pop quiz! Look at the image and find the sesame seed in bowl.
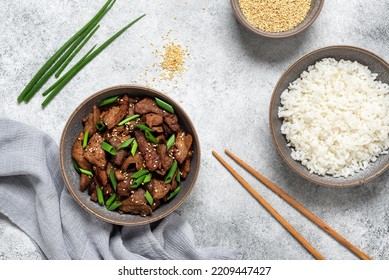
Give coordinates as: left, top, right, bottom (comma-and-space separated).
230, 0, 325, 38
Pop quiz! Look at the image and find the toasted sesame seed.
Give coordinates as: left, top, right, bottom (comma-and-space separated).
238, 0, 311, 33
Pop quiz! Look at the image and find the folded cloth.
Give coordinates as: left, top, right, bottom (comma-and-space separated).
0, 119, 241, 260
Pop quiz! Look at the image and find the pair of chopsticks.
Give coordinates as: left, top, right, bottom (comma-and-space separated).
212, 150, 372, 260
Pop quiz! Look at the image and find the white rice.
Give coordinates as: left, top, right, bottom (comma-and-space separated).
278, 58, 389, 177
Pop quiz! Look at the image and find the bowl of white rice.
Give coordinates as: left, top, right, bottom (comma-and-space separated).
270, 45, 389, 187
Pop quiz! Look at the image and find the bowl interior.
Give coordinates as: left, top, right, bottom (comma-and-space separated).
60, 85, 200, 225
270, 46, 389, 187
231, 0, 324, 38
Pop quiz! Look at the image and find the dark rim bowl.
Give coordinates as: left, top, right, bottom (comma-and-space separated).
230, 0, 324, 39
60, 85, 200, 225
270, 45, 389, 187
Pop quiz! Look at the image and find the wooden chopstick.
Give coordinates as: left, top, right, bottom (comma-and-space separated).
212, 151, 325, 260
224, 149, 372, 260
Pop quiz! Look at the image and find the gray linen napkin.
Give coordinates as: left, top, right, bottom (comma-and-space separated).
0, 118, 241, 260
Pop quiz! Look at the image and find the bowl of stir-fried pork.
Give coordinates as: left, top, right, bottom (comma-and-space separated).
60, 85, 200, 226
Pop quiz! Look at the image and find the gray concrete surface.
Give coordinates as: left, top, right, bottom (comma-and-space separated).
1, 0, 388, 260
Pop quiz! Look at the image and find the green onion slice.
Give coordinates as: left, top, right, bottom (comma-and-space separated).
72, 158, 81, 174
145, 130, 158, 144
99, 95, 119, 107
176, 169, 181, 182
82, 130, 89, 149
79, 168, 93, 177
131, 169, 149, 179
131, 175, 147, 188
118, 138, 134, 150
96, 187, 104, 206
107, 200, 122, 211
105, 193, 116, 207
131, 139, 138, 156
164, 160, 177, 184
118, 114, 140, 126
143, 173, 152, 184
95, 121, 106, 131
155, 97, 174, 114
167, 186, 181, 201
101, 141, 117, 155
109, 169, 117, 191
166, 134, 175, 150
145, 190, 154, 206
135, 123, 152, 132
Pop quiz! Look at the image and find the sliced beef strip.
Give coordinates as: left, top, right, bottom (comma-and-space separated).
134, 97, 163, 115
155, 144, 173, 176
83, 105, 100, 136
180, 157, 191, 179
163, 112, 180, 132
152, 126, 164, 133
174, 131, 193, 164
72, 132, 91, 170
117, 178, 132, 197
103, 95, 129, 130
121, 153, 145, 171
128, 102, 135, 116
147, 179, 170, 200
134, 129, 161, 171
114, 169, 128, 181
80, 174, 92, 192
143, 113, 163, 128
102, 184, 114, 198
119, 188, 152, 216
84, 133, 107, 169
95, 166, 108, 186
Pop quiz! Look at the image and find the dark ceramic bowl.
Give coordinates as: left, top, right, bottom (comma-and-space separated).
60, 85, 200, 225
230, 0, 324, 38
270, 46, 389, 187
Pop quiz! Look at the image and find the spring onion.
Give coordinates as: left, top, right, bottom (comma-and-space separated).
135, 123, 152, 132
105, 193, 116, 207
41, 45, 97, 97
109, 169, 117, 191
72, 158, 81, 173
118, 114, 140, 126
17, 0, 115, 103
131, 139, 138, 156
101, 141, 117, 155
155, 97, 174, 114
99, 95, 119, 107
118, 138, 134, 150
55, 24, 100, 78
79, 168, 93, 177
131, 175, 147, 189
166, 134, 175, 150
82, 130, 89, 149
164, 160, 177, 184
131, 169, 149, 179
96, 187, 104, 206
145, 190, 154, 206
167, 186, 181, 201
24, 1, 116, 102
107, 200, 122, 211
145, 130, 158, 144
95, 121, 106, 131
143, 173, 152, 184
41, 14, 146, 107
